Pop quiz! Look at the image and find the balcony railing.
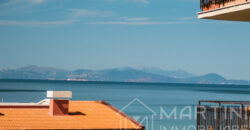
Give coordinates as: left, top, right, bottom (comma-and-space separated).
197, 100, 250, 130
200, 0, 249, 11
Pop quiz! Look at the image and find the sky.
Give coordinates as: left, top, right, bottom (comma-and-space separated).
0, 0, 250, 80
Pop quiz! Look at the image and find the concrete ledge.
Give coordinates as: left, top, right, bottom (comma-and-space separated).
47, 91, 72, 98
198, 2, 250, 22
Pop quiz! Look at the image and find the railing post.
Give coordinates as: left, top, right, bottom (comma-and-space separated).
218, 103, 221, 130
197, 101, 201, 130
238, 105, 242, 130
241, 104, 244, 130
201, 0, 203, 11
225, 106, 228, 130
247, 106, 249, 130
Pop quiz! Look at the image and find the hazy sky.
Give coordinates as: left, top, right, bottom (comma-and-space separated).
0, 0, 250, 80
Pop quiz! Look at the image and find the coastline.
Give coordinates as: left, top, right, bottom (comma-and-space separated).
0, 78, 248, 87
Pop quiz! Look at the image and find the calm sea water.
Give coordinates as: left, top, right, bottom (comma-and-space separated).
1, 79, 250, 130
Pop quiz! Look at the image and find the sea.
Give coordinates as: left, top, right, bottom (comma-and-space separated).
1, 79, 250, 130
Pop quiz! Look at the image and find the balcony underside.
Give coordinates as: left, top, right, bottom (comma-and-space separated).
198, 2, 250, 22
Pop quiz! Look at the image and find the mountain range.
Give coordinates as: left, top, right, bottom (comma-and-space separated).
0, 65, 250, 85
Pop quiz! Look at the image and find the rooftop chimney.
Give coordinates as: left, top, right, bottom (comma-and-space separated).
47, 91, 72, 116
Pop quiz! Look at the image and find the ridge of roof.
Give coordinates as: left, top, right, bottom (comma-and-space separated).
0, 100, 144, 130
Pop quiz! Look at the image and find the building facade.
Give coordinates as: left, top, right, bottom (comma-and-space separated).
198, 0, 250, 21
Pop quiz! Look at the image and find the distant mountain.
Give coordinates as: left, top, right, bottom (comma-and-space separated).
134, 66, 196, 78
0, 65, 250, 85
68, 68, 177, 83
182, 73, 227, 84
0, 65, 69, 80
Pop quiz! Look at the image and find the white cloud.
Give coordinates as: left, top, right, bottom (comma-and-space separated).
104, 0, 149, 4
28, 0, 46, 5
122, 17, 149, 21
0, 0, 45, 6
89, 21, 183, 25
132, 0, 148, 4
89, 21, 225, 25
0, 20, 76, 26
179, 16, 196, 20
69, 9, 113, 18
0, 0, 46, 15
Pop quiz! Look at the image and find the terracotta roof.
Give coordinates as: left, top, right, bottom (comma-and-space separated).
0, 101, 144, 130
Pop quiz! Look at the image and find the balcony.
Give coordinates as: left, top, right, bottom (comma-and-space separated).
198, 0, 250, 22
197, 100, 250, 130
